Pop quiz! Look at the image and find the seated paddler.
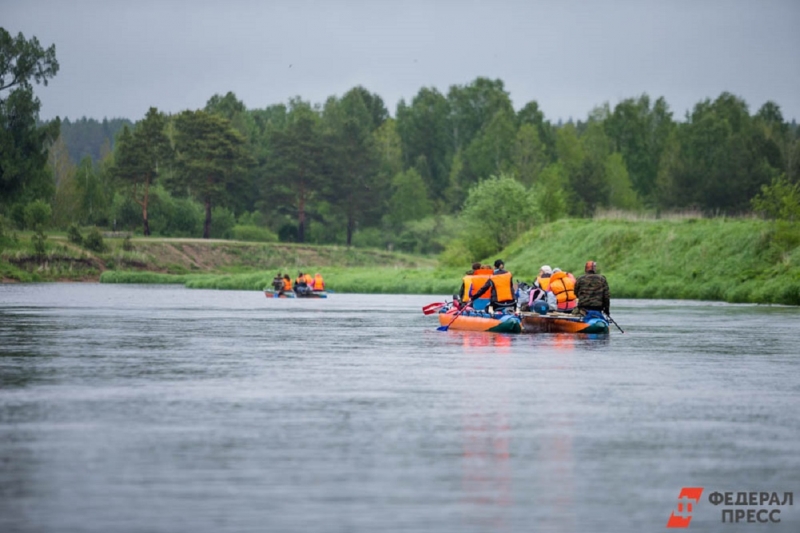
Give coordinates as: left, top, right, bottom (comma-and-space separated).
457, 262, 494, 311
271, 272, 284, 293
294, 272, 311, 295
549, 267, 577, 312
465, 259, 517, 314
573, 260, 610, 317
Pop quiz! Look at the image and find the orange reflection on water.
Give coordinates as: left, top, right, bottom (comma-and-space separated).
549, 333, 576, 351
459, 336, 512, 530
458, 331, 513, 351
458, 331, 578, 532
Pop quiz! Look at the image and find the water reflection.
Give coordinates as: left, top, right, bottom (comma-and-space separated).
459, 333, 513, 530
536, 337, 576, 533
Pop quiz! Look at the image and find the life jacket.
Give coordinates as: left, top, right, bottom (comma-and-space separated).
303, 273, 313, 285
549, 271, 576, 311
461, 269, 493, 300
490, 271, 514, 302
295, 276, 306, 287
283, 279, 292, 291
537, 275, 552, 291
314, 274, 325, 290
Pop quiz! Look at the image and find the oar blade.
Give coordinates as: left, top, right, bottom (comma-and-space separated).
422, 302, 446, 315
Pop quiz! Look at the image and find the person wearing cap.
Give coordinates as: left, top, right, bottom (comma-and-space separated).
536, 265, 553, 291
573, 260, 610, 316
467, 259, 517, 313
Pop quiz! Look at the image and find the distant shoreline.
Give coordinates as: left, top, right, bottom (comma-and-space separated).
2, 218, 799, 305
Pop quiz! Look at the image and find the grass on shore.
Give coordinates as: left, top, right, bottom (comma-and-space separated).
501, 218, 800, 305
100, 266, 462, 295
4, 218, 800, 305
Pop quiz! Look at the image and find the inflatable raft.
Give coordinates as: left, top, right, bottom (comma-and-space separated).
264, 289, 328, 299
520, 310, 609, 334
437, 307, 521, 334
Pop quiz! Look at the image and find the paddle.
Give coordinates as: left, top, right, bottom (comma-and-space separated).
605, 312, 625, 333
422, 301, 446, 315
437, 302, 467, 331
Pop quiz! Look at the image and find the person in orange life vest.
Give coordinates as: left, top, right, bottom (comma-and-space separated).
536, 265, 553, 291
467, 259, 516, 313
456, 262, 482, 300
525, 265, 552, 310
294, 272, 311, 295
282, 274, 292, 293
457, 262, 487, 305
549, 267, 577, 312
312, 273, 325, 291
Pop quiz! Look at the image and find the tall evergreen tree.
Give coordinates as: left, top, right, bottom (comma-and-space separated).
173, 109, 251, 238
262, 99, 324, 243
112, 108, 172, 235
321, 88, 385, 246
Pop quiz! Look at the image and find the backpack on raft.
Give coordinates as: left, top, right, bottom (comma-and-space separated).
516, 281, 532, 311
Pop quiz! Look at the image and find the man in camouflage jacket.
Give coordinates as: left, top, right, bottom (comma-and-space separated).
573, 260, 610, 316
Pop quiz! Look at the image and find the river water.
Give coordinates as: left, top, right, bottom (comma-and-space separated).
0, 283, 798, 533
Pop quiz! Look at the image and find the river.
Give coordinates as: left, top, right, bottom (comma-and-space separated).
0, 283, 798, 533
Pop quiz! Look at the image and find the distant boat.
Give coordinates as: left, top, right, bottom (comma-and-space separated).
263, 289, 328, 299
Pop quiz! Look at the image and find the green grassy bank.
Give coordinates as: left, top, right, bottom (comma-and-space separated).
0, 236, 453, 292
3, 218, 799, 305
100, 267, 461, 295
501, 217, 800, 305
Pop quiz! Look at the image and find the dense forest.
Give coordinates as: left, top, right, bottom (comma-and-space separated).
57, 117, 132, 163
3, 28, 800, 266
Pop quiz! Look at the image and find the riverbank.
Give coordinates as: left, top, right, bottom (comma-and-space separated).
504, 217, 800, 305
2, 218, 798, 304
0, 236, 442, 284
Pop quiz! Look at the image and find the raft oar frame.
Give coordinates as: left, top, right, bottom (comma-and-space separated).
437, 303, 467, 331
605, 313, 625, 333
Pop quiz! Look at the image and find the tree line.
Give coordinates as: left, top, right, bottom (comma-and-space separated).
2, 28, 799, 262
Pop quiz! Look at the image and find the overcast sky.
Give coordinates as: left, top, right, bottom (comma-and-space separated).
4, 0, 799, 123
